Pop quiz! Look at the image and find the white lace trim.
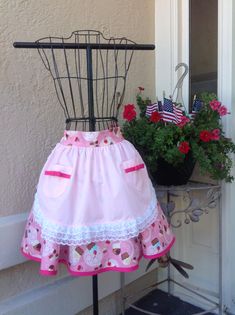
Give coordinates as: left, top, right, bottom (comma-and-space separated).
33, 188, 158, 245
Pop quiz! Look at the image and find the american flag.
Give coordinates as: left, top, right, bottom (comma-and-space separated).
160, 98, 183, 123
191, 98, 203, 118
158, 101, 163, 111
145, 103, 158, 116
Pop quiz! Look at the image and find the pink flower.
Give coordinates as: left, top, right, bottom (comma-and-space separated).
211, 129, 220, 140
218, 105, 228, 116
177, 116, 190, 128
210, 100, 221, 111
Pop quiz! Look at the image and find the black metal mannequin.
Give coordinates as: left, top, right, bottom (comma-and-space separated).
35, 30, 136, 132
14, 30, 155, 315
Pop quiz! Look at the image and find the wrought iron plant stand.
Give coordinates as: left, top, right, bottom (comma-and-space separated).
121, 181, 222, 315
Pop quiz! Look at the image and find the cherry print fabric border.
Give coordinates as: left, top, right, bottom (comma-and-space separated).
21, 203, 175, 276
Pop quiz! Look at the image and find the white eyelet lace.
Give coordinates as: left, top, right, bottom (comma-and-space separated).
33, 188, 158, 245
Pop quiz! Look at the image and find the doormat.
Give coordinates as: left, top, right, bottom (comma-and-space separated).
123, 288, 215, 315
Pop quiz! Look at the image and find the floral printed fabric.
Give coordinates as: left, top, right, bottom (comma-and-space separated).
21, 202, 175, 276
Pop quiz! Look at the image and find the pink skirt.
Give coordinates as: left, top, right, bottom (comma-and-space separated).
21, 127, 175, 276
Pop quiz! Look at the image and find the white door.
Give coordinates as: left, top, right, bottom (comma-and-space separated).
155, 0, 235, 313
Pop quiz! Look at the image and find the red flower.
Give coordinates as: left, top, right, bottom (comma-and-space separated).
218, 105, 228, 116
177, 116, 190, 128
150, 111, 161, 123
138, 86, 145, 92
211, 129, 220, 140
178, 141, 190, 154
209, 100, 221, 111
199, 130, 212, 142
123, 104, 136, 121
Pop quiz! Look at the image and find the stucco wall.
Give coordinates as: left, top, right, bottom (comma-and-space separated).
0, 0, 155, 311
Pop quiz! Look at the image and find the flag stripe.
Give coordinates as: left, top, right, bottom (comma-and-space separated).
146, 103, 158, 116
160, 98, 183, 123
145, 98, 183, 124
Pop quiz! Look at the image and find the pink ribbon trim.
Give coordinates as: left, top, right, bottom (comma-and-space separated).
125, 163, 144, 173
44, 170, 71, 179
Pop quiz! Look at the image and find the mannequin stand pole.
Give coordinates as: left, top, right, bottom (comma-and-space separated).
13, 34, 155, 315
86, 45, 99, 315
92, 275, 99, 315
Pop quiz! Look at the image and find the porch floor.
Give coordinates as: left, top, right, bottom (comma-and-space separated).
124, 289, 215, 315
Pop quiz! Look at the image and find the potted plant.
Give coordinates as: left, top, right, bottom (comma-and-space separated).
122, 88, 235, 185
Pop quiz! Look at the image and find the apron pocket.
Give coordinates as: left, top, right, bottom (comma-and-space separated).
122, 157, 147, 190
43, 164, 73, 198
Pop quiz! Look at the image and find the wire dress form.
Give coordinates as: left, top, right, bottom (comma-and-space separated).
21, 31, 175, 276
37, 30, 134, 131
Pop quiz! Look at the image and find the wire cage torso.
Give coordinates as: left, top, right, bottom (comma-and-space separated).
36, 30, 136, 131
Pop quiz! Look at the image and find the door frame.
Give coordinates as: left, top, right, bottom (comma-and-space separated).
217, 1, 234, 313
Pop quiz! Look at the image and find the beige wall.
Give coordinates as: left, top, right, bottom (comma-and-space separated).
1, 0, 155, 218
0, 0, 155, 310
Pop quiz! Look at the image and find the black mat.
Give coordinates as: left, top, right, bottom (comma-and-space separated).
123, 289, 215, 315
